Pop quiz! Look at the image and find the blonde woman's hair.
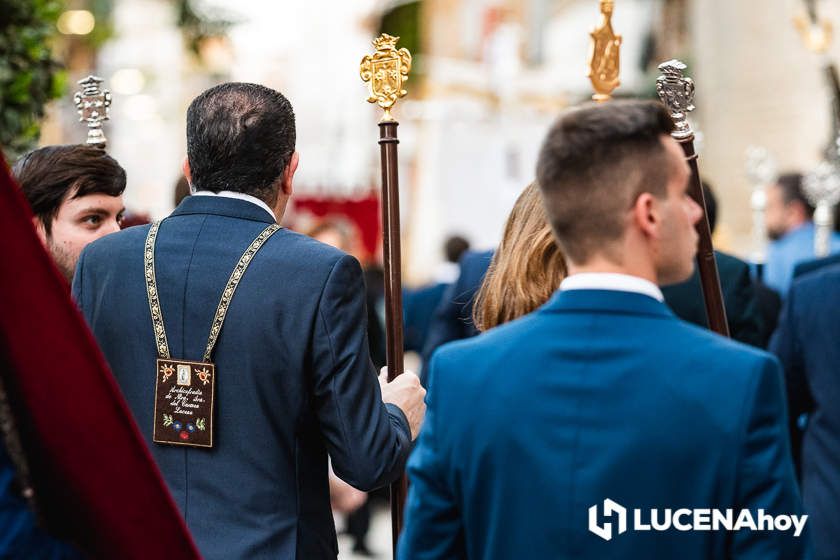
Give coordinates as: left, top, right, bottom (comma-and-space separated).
473, 183, 567, 332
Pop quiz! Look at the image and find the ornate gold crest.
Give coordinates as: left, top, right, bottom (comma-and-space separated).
794, 12, 833, 54
588, 0, 622, 102
360, 34, 412, 122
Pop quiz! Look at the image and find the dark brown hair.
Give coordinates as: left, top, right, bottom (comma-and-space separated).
12, 144, 126, 235
536, 100, 676, 264
775, 172, 815, 219
186, 82, 295, 205
473, 183, 567, 332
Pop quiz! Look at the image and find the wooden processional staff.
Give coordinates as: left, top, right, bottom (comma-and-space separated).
360, 33, 412, 551
656, 61, 730, 337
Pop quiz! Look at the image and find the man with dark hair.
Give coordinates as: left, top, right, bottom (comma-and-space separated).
12, 145, 126, 282
72, 83, 425, 559
765, 172, 840, 295
400, 100, 806, 559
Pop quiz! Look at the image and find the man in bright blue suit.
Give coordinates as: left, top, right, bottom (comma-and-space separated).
73, 83, 426, 559
770, 264, 840, 559
400, 101, 808, 559
764, 173, 840, 296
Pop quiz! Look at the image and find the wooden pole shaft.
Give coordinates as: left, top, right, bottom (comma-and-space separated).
378, 120, 408, 551
678, 137, 730, 337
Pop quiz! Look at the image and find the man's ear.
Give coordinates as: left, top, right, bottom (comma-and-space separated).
32, 217, 48, 246
280, 151, 299, 196
182, 157, 193, 189
632, 192, 659, 239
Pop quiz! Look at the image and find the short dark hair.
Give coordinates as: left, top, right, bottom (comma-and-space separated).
186, 82, 296, 205
444, 235, 470, 263
12, 144, 126, 235
775, 172, 814, 219
536, 100, 676, 263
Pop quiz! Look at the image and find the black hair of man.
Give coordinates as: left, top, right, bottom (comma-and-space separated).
12, 144, 127, 236
536, 100, 676, 264
775, 172, 815, 219
444, 235, 470, 264
701, 180, 717, 234
186, 82, 296, 206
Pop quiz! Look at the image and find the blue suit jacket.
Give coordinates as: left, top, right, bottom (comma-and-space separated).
73, 196, 411, 559
765, 223, 840, 296
770, 264, 840, 559
420, 250, 493, 377
403, 282, 449, 353
400, 289, 808, 560
792, 253, 840, 280
0, 442, 83, 559
662, 251, 764, 347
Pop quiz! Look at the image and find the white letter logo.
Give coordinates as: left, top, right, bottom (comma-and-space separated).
589, 499, 628, 541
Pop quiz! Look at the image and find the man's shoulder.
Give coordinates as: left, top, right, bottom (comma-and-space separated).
429, 308, 775, 389
262, 227, 348, 265
715, 250, 749, 276
83, 224, 150, 263
790, 262, 840, 302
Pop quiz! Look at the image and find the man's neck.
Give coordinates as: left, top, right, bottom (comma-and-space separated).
567, 258, 657, 285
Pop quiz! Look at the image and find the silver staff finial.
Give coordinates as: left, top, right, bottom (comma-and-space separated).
656, 59, 696, 140
803, 161, 840, 257
745, 146, 777, 263
73, 75, 112, 147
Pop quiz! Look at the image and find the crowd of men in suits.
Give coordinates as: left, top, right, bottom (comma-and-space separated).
2, 82, 840, 559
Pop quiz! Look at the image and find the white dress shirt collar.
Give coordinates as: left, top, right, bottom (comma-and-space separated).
560, 272, 664, 302
191, 190, 276, 222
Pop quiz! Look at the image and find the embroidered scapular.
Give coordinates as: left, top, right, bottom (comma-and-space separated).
144, 220, 280, 448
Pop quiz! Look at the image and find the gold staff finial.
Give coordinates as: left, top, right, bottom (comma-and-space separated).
360, 33, 412, 123
794, 11, 833, 53
587, 0, 622, 102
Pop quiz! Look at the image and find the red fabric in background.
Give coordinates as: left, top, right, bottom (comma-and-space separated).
293, 193, 381, 262
0, 161, 199, 558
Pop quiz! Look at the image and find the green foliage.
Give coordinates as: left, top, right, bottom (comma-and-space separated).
0, 0, 66, 157
379, 1, 422, 60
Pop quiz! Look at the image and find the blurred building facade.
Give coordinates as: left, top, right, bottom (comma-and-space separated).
37, 0, 840, 283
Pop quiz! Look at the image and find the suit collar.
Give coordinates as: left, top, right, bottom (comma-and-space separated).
170, 194, 276, 224
540, 288, 674, 319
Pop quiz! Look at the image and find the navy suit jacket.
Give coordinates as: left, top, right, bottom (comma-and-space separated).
770, 264, 840, 559
0, 442, 83, 559
420, 250, 493, 377
792, 253, 840, 280
73, 196, 411, 559
400, 289, 807, 560
662, 251, 764, 347
403, 282, 449, 353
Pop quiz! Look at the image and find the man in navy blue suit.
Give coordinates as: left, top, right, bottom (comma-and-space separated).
73, 83, 426, 559
770, 264, 840, 559
400, 100, 808, 559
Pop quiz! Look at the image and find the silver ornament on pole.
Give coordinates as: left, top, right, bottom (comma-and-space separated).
803, 158, 840, 257
73, 75, 112, 148
655, 60, 696, 140
745, 146, 777, 264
